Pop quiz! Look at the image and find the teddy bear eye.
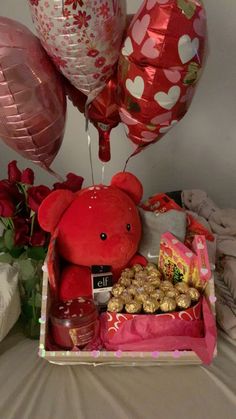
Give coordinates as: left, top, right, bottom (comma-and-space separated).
100, 233, 107, 241
126, 224, 131, 231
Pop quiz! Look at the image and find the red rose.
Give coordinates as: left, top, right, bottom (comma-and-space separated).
8, 161, 21, 183
53, 173, 84, 192
30, 230, 46, 247
0, 180, 23, 204
21, 168, 35, 185
0, 192, 14, 217
14, 217, 30, 246
27, 186, 51, 212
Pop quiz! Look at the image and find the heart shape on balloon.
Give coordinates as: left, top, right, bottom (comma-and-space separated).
141, 131, 157, 142
141, 37, 159, 59
155, 86, 181, 110
159, 120, 178, 133
122, 37, 134, 57
194, 10, 206, 37
126, 76, 145, 99
132, 14, 150, 45
164, 68, 181, 83
178, 35, 199, 64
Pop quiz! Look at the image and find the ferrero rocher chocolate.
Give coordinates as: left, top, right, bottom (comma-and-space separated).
132, 278, 145, 287
146, 276, 161, 288
143, 283, 156, 294
134, 270, 148, 281
160, 297, 177, 312
165, 288, 179, 299
111, 283, 125, 297
176, 294, 191, 310
143, 298, 159, 314
127, 285, 138, 296
133, 264, 143, 273
120, 291, 133, 304
135, 291, 149, 303
107, 297, 124, 313
119, 276, 132, 288
121, 268, 135, 279
147, 269, 162, 279
146, 263, 158, 272
175, 282, 189, 294
125, 300, 142, 314
150, 289, 164, 301
160, 280, 174, 292
187, 287, 200, 302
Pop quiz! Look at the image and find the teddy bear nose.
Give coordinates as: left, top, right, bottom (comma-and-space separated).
100, 233, 107, 241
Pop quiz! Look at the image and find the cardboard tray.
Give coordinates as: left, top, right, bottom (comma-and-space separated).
39, 269, 217, 366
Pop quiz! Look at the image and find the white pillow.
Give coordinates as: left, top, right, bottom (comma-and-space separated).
0, 263, 21, 342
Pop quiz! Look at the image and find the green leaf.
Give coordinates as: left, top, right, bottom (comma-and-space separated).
27, 247, 47, 261
9, 247, 24, 258
4, 229, 14, 250
0, 253, 13, 264
24, 277, 37, 294
17, 259, 36, 281
0, 236, 7, 252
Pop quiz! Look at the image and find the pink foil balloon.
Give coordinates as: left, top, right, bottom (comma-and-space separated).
0, 17, 66, 169
28, 0, 126, 99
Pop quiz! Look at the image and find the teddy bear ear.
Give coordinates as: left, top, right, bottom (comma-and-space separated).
111, 172, 143, 204
38, 190, 75, 233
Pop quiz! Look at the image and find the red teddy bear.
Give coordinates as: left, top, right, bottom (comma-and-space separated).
39, 172, 146, 301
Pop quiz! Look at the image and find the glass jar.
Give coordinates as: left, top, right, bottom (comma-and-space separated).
50, 297, 98, 349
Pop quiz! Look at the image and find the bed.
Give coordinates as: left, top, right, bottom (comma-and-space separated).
0, 325, 235, 419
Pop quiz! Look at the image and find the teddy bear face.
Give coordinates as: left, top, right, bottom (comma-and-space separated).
56, 185, 142, 270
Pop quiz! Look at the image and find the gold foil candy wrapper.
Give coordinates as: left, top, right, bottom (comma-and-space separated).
127, 285, 138, 296
160, 297, 177, 313
187, 287, 200, 302
147, 276, 161, 288
143, 298, 159, 314
111, 284, 125, 297
132, 277, 146, 287
175, 282, 189, 294
120, 291, 133, 304
146, 263, 158, 272
165, 288, 180, 299
125, 300, 142, 314
150, 289, 165, 301
143, 283, 156, 294
135, 291, 149, 303
135, 270, 148, 281
121, 268, 135, 279
107, 297, 124, 313
119, 276, 132, 287
176, 294, 192, 310
147, 270, 162, 279
160, 280, 174, 292
133, 264, 143, 273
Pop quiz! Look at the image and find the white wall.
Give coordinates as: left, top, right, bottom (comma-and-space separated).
0, 1, 235, 207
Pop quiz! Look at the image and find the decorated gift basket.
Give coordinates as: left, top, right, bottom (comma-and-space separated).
0, 1, 217, 365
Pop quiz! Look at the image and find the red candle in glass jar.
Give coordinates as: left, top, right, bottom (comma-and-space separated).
50, 297, 98, 349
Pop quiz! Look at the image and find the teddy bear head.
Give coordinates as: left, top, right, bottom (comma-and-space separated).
38, 172, 143, 271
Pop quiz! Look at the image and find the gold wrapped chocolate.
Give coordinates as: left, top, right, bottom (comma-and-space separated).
146, 263, 158, 272
165, 288, 179, 299
111, 283, 125, 297
187, 287, 200, 302
119, 276, 132, 288
135, 270, 148, 281
133, 264, 143, 273
147, 269, 162, 279
135, 291, 149, 303
121, 268, 135, 279
127, 285, 138, 296
160, 280, 174, 292
160, 297, 177, 312
176, 294, 191, 309
175, 282, 189, 294
143, 298, 159, 314
146, 276, 161, 288
143, 283, 156, 294
107, 297, 124, 313
120, 291, 133, 304
132, 278, 145, 287
125, 300, 142, 314
150, 289, 164, 301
